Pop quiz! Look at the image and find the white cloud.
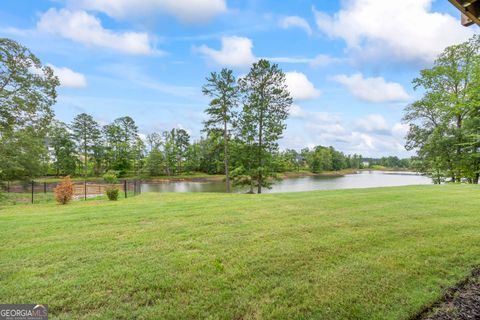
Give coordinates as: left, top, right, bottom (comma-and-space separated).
195, 36, 256, 67
197, 36, 336, 68
354, 114, 389, 134
70, 0, 227, 23
313, 0, 475, 63
310, 54, 336, 67
48, 64, 87, 88
306, 122, 346, 136
333, 73, 409, 103
37, 8, 156, 55
351, 132, 375, 151
281, 110, 412, 157
392, 123, 409, 138
289, 104, 306, 118
279, 16, 312, 35
285, 71, 321, 101
351, 132, 406, 154
268, 54, 336, 67
303, 111, 346, 139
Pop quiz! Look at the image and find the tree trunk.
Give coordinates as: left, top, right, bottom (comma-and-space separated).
257, 111, 263, 194
456, 115, 462, 182
474, 160, 480, 184
223, 119, 230, 193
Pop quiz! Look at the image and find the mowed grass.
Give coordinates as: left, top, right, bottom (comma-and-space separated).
0, 185, 479, 319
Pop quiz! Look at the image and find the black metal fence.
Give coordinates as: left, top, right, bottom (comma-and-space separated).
0, 179, 141, 204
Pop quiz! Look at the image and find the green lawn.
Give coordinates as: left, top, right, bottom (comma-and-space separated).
0, 191, 138, 205
0, 191, 55, 205
0, 185, 479, 319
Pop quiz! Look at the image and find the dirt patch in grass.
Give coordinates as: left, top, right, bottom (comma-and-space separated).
415, 268, 480, 320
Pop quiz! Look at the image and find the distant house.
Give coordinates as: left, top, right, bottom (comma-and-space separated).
449, 0, 480, 26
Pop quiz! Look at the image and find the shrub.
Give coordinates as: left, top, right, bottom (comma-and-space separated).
103, 170, 119, 184
103, 171, 120, 201
105, 187, 119, 201
54, 176, 74, 205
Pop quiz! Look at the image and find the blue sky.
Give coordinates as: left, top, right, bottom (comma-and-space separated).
0, 0, 477, 157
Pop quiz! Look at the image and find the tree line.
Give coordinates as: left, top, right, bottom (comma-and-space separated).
1, 38, 417, 194
3, 108, 370, 183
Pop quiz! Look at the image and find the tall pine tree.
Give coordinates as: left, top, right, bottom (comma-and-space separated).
71, 113, 101, 177
202, 68, 238, 192
237, 60, 292, 193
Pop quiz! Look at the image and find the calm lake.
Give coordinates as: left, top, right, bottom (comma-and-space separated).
141, 171, 432, 193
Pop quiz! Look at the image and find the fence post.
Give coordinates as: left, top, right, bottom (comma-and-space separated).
84, 180, 87, 201
44, 182, 47, 193
124, 180, 127, 198
7, 181, 9, 193
134, 180, 136, 196
31, 180, 34, 204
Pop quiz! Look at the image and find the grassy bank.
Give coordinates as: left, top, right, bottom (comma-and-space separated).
0, 185, 479, 319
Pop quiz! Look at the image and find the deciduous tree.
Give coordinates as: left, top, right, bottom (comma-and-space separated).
0, 38, 59, 181
404, 35, 480, 183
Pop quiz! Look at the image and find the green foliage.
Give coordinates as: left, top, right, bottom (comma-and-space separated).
202, 68, 239, 192
404, 35, 480, 184
71, 113, 102, 176
202, 69, 238, 130
48, 121, 77, 176
161, 128, 190, 175
0, 127, 50, 180
103, 170, 120, 201
103, 170, 119, 184
236, 59, 293, 193
0, 38, 59, 133
301, 146, 361, 173
193, 132, 225, 174
144, 148, 164, 176
103, 116, 143, 175
105, 187, 119, 201
273, 149, 301, 172
0, 38, 59, 181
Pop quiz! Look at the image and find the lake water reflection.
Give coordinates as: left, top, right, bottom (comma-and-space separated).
141, 171, 432, 193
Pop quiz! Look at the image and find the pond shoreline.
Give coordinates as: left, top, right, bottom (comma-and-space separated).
139, 168, 418, 184
30, 168, 415, 185
141, 170, 358, 184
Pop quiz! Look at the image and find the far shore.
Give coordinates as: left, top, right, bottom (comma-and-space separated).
27, 167, 416, 185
